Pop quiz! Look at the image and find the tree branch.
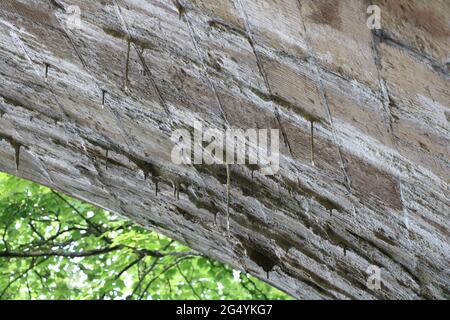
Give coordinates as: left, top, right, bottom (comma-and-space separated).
0, 248, 200, 259
0, 246, 122, 258
177, 264, 202, 299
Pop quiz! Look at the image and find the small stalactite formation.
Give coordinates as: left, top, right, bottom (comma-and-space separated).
214, 211, 218, 227
105, 149, 109, 170
101, 89, 106, 108
173, 181, 176, 198
0, 135, 22, 171
172, 0, 186, 19
13, 141, 21, 171
172, 181, 180, 200
143, 170, 149, 181
226, 163, 231, 238
44, 62, 49, 79
247, 164, 258, 181
124, 39, 131, 92
310, 120, 315, 166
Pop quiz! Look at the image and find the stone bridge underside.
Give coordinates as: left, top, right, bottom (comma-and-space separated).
0, 0, 449, 299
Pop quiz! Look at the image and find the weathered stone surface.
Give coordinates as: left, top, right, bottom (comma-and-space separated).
300, 0, 380, 89
373, 0, 450, 64
0, 0, 448, 299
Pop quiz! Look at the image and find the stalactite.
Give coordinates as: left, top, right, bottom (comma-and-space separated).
101, 89, 106, 108
0, 135, 22, 171
44, 63, 49, 79
105, 149, 109, 170
172, 0, 186, 19
226, 163, 231, 238
13, 142, 21, 171
124, 39, 131, 92
310, 120, 315, 166
173, 181, 177, 199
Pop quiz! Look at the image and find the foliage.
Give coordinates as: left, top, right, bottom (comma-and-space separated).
0, 173, 291, 300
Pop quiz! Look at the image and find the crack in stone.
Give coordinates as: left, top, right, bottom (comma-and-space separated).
8, 28, 72, 130
49, 4, 140, 159
373, 29, 449, 80
370, 29, 396, 146
234, 0, 293, 156
123, 39, 131, 92
310, 120, 315, 166
295, 0, 352, 191
134, 45, 173, 121
172, 0, 230, 128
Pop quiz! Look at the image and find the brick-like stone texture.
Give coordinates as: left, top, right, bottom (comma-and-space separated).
0, 0, 448, 299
